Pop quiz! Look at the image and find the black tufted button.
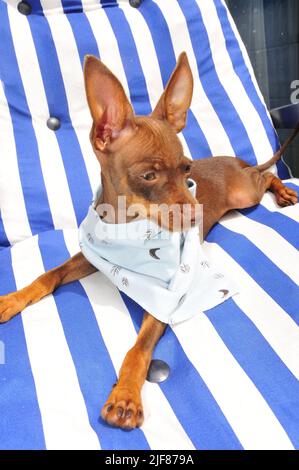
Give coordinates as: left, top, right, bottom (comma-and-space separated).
146, 359, 170, 383
129, 0, 142, 8
47, 117, 61, 131
17, 1, 32, 15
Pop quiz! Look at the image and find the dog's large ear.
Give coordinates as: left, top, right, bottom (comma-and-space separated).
151, 52, 193, 133
84, 55, 135, 151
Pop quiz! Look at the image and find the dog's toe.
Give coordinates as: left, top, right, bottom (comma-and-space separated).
0, 294, 22, 323
101, 386, 143, 430
275, 187, 298, 207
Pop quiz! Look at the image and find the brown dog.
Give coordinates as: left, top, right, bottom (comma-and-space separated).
0, 53, 298, 430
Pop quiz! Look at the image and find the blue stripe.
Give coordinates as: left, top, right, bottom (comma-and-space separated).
276, 159, 290, 179
0, 211, 10, 249
0, 106, 10, 246
49, 2, 238, 447
137, 0, 211, 158
38, 230, 149, 450
177, 0, 259, 165
101, 0, 118, 6
239, 205, 299, 250
213, 0, 289, 180
1, 0, 297, 451
62, 1, 100, 65
122, 294, 242, 450
285, 182, 299, 193
206, 298, 299, 448
0, 247, 45, 449
28, 1, 92, 225
65, 1, 242, 448
0, 4, 54, 237
207, 224, 299, 324
102, 2, 151, 116
60, 0, 83, 14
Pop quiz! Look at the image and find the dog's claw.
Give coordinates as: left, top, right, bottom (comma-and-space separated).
101, 385, 143, 430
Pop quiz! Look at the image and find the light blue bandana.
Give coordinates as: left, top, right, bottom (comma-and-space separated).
78, 179, 238, 325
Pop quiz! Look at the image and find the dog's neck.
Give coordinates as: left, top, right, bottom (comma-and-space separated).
95, 172, 138, 224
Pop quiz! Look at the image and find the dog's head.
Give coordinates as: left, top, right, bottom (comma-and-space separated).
84, 52, 200, 231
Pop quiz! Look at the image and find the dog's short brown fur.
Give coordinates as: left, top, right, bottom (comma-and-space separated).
0, 53, 298, 430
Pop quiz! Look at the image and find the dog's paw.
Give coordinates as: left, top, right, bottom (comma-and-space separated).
275, 186, 298, 207
0, 293, 23, 323
101, 384, 144, 430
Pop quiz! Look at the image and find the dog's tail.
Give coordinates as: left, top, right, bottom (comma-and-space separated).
256, 122, 299, 172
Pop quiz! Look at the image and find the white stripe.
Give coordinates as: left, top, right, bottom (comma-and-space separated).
40, 0, 100, 194
0, 82, 32, 244
119, 2, 191, 158
119, 3, 164, 110
197, 0, 274, 165
80, 0, 100, 11
82, 2, 189, 159
81, 0, 97, 4
11, 236, 100, 450
85, 0, 190, 159
220, 211, 299, 284
38, 0, 60, 10
260, 181, 299, 223
155, 0, 235, 157
81, 274, 196, 451
38, 0, 64, 16
63, 229, 195, 450
204, 241, 299, 379
8, 8, 78, 231
5, 0, 19, 8
82, 6, 131, 100
173, 314, 294, 450
283, 178, 299, 186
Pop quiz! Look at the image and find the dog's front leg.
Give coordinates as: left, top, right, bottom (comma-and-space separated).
101, 312, 166, 430
0, 252, 97, 323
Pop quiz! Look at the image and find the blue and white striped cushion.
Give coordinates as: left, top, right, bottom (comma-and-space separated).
0, 0, 298, 450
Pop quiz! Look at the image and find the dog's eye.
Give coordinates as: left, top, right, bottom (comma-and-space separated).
184, 164, 191, 173
142, 171, 156, 181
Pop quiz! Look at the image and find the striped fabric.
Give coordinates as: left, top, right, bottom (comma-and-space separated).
0, 0, 298, 450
